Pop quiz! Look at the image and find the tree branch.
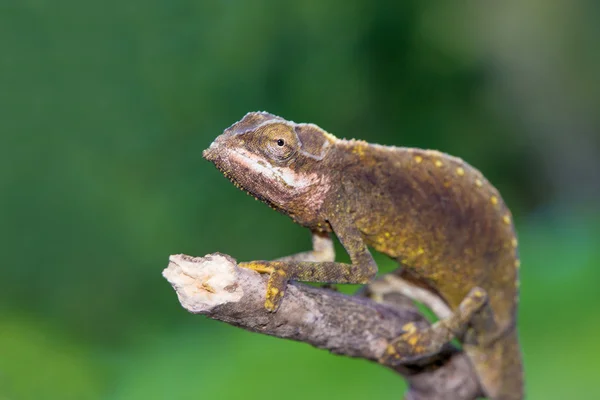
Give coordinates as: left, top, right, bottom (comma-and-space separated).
162, 253, 482, 400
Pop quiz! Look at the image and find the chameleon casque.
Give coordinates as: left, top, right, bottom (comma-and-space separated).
203, 112, 524, 400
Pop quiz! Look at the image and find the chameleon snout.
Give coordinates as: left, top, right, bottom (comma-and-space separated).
202, 141, 220, 161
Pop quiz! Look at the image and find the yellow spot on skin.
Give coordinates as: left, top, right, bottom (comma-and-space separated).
503, 215, 511, 225
277, 269, 287, 277
511, 238, 518, 248
490, 196, 498, 205
402, 323, 417, 333
515, 259, 521, 268
269, 287, 279, 296
384, 232, 391, 238
456, 167, 465, 176
417, 247, 424, 255
265, 299, 275, 310
352, 144, 366, 158
414, 155, 423, 163
435, 160, 443, 167
475, 179, 483, 188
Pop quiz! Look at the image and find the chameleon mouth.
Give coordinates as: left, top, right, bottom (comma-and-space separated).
202, 148, 214, 161
202, 140, 221, 162
203, 144, 283, 212
204, 150, 248, 193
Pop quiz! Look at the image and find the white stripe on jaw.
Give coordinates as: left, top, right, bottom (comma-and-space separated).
228, 147, 318, 189
226, 147, 330, 209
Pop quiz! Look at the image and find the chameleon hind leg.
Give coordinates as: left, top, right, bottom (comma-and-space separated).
379, 286, 489, 365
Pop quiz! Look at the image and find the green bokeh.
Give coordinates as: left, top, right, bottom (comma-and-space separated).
1, 1, 599, 399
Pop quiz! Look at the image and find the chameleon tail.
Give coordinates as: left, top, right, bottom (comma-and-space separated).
465, 328, 524, 400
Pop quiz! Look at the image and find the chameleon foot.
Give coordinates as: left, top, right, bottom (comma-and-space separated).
239, 261, 288, 312
380, 286, 489, 365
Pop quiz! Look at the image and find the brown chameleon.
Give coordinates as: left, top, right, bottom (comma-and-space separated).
203, 112, 524, 400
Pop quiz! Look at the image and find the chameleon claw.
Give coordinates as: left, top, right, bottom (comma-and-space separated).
238, 261, 289, 312
264, 268, 288, 312
238, 261, 274, 274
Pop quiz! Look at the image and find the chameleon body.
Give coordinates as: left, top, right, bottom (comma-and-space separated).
203, 112, 524, 400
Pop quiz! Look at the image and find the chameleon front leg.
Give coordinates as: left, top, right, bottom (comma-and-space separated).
239, 219, 377, 311
275, 231, 340, 292
379, 286, 489, 365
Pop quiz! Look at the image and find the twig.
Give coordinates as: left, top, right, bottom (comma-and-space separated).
162, 253, 482, 400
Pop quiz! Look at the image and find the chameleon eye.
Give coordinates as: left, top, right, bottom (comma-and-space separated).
260, 123, 299, 162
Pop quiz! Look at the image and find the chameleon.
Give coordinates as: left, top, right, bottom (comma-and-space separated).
203, 112, 524, 400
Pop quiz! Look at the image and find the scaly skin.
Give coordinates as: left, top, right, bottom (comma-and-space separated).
203, 112, 524, 400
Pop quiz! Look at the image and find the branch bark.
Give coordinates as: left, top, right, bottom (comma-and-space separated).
162, 253, 482, 400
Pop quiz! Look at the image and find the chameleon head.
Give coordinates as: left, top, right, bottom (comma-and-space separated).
203, 111, 335, 225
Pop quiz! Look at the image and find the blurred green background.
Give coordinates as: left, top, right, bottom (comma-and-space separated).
1, 1, 599, 399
